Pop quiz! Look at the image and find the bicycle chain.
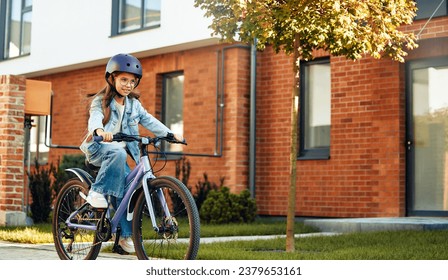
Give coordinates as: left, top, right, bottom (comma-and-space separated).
77, 217, 101, 222
68, 217, 104, 255
66, 215, 103, 255
75, 213, 101, 223
69, 240, 103, 255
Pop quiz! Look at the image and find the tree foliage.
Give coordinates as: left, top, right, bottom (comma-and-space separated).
195, 0, 418, 62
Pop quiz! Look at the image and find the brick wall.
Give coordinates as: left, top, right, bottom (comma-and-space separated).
30, 17, 448, 219
0, 75, 26, 225
40, 45, 251, 195
255, 49, 406, 217
255, 17, 448, 218
405, 16, 448, 39
255, 48, 295, 216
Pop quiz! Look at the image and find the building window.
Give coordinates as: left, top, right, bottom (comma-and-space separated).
299, 58, 331, 159
111, 0, 161, 35
415, 0, 447, 20
163, 72, 184, 154
0, 0, 32, 60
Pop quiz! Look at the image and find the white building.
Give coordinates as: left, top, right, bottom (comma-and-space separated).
0, 0, 218, 77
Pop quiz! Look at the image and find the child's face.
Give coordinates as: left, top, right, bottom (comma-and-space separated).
114, 72, 137, 97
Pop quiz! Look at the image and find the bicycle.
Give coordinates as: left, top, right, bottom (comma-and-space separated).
52, 132, 200, 260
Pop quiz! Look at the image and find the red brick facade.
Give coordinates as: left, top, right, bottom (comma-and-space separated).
3, 17, 448, 220
0, 75, 26, 225
254, 17, 448, 218
253, 49, 405, 217
36, 45, 253, 192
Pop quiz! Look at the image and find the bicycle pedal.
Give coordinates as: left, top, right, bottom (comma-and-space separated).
112, 245, 129, 255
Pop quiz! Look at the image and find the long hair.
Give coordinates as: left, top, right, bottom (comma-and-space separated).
88, 73, 140, 125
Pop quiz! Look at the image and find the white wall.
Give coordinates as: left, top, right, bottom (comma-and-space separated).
0, 0, 218, 77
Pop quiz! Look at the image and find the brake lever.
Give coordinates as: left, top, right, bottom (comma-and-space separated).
165, 133, 187, 145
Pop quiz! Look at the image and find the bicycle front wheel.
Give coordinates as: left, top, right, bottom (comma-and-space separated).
52, 178, 102, 260
133, 176, 200, 260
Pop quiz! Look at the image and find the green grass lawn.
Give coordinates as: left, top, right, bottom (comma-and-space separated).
0, 217, 315, 244
196, 230, 448, 260
0, 223, 53, 244
1, 218, 448, 260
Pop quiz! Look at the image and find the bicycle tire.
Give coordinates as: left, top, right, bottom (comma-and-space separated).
133, 176, 200, 260
52, 178, 102, 260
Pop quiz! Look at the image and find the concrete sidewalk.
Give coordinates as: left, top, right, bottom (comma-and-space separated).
304, 217, 448, 233
0, 240, 135, 260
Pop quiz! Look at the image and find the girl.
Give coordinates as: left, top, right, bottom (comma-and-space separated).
80, 53, 183, 253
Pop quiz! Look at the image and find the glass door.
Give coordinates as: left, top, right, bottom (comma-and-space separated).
407, 57, 448, 216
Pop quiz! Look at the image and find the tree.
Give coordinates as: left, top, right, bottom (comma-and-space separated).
194, 0, 418, 252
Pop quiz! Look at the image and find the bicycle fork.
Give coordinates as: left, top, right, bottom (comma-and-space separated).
142, 176, 173, 233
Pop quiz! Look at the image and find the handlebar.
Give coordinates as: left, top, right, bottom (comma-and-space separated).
93, 132, 187, 146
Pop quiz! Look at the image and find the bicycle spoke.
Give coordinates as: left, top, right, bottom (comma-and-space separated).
52, 179, 102, 260
133, 177, 200, 260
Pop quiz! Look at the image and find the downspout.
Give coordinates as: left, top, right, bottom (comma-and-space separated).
215, 50, 222, 156
23, 116, 32, 214
249, 39, 257, 199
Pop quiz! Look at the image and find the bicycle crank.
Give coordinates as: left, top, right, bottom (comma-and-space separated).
96, 210, 112, 242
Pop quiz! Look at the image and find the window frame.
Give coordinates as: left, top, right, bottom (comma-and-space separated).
414, 0, 448, 20
27, 115, 50, 165
0, 0, 32, 60
111, 0, 161, 36
298, 57, 331, 160
161, 70, 184, 157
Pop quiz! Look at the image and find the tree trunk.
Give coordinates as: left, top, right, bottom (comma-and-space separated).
286, 34, 301, 252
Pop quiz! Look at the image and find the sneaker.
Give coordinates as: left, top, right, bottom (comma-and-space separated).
86, 190, 108, 208
119, 237, 135, 253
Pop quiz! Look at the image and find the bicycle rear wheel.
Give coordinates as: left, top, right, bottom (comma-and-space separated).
52, 178, 102, 260
133, 176, 200, 260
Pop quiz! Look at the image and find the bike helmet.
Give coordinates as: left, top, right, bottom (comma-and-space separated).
105, 53, 142, 88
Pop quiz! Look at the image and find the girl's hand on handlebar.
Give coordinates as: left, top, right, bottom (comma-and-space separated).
173, 133, 184, 143
96, 129, 113, 142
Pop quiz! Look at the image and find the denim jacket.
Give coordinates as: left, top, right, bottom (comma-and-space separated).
80, 94, 172, 163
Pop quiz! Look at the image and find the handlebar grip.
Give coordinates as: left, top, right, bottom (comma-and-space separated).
93, 136, 103, 142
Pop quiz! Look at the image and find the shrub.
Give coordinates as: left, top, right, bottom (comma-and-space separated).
174, 156, 224, 211
27, 158, 53, 223
175, 156, 191, 187
235, 189, 257, 223
191, 173, 223, 211
200, 187, 257, 224
27, 154, 87, 223
52, 154, 86, 200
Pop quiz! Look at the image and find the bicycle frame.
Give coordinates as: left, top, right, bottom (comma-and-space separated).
65, 149, 172, 234
53, 133, 199, 260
